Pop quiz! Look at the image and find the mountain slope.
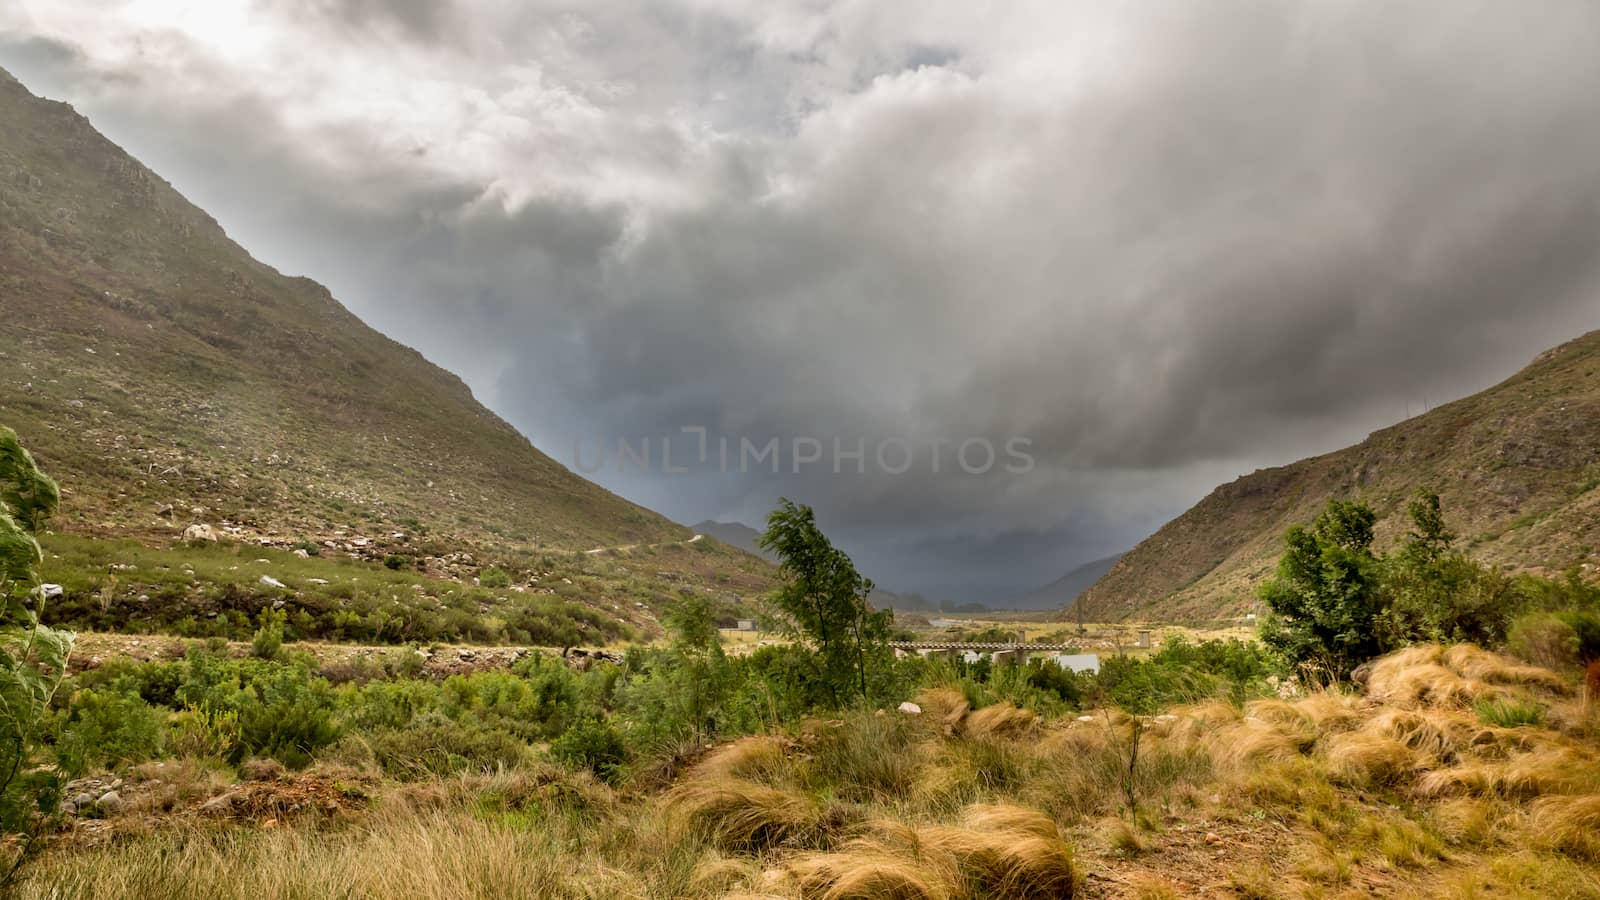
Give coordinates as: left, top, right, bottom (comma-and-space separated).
0, 65, 684, 553
691, 520, 776, 561
1005, 554, 1123, 612
1080, 330, 1600, 622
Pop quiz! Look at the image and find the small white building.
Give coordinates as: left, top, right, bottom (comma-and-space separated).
1051, 653, 1100, 674
735, 619, 757, 632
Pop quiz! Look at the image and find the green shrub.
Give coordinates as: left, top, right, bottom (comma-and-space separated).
383, 554, 411, 571
54, 688, 165, 770
251, 609, 285, 660
1508, 613, 1581, 670
367, 718, 531, 779
550, 716, 629, 784
479, 567, 512, 589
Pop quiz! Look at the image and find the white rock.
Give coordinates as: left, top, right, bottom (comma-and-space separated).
38, 583, 64, 601
897, 702, 923, 715
182, 523, 219, 542
260, 575, 287, 589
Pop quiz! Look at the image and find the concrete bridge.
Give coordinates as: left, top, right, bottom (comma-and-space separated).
890, 641, 1100, 673
890, 641, 1081, 653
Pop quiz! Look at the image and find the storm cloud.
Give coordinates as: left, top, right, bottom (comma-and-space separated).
4, 1, 1599, 600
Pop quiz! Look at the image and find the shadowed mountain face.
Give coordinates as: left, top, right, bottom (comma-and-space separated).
1005, 555, 1123, 613
1080, 331, 1600, 622
0, 66, 683, 550
691, 521, 776, 562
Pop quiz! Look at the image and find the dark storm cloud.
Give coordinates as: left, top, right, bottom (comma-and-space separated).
4, 1, 1600, 599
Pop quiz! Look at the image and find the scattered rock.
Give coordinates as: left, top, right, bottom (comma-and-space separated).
155, 503, 175, 518
38, 583, 64, 601
293, 549, 310, 559
183, 523, 219, 543
260, 575, 287, 589
97, 790, 122, 815
201, 793, 238, 815
897, 701, 923, 715
1204, 832, 1222, 845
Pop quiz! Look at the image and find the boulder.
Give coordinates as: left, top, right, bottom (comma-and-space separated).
96, 790, 122, 815
183, 523, 219, 543
897, 702, 923, 715
260, 575, 287, 589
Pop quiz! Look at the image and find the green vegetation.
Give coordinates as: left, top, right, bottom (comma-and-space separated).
759, 499, 893, 705
1262, 488, 1600, 680
0, 427, 75, 886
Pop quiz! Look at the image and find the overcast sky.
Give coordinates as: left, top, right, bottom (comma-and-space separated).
5, 2, 1600, 602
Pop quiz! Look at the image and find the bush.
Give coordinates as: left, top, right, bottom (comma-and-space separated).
367, 718, 531, 779
251, 609, 285, 660
550, 716, 629, 783
383, 554, 411, 571
1508, 613, 1581, 670
479, 567, 512, 589
54, 688, 165, 771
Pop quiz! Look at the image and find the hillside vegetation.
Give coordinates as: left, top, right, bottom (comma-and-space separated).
1080, 331, 1600, 621
0, 64, 681, 554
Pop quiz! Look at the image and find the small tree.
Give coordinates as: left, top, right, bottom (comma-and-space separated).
0, 427, 75, 886
758, 499, 892, 706
663, 594, 728, 738
1378, 489, 1513, 648
1259, 498, 1382, 681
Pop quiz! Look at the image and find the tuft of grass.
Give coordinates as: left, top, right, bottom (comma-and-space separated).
1322, 732, 1418, 788
1528, 794, 1600, 860
1475, 698, 1545, 728
663, 778, 831, 854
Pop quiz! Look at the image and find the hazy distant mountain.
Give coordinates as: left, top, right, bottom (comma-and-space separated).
1005, 554, 1124, 612
692, 521, 776, 561
1080, 330, 1600, 621
0, 65, 684, 550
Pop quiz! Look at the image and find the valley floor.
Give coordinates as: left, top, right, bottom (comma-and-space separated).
13, 643, 1600, 899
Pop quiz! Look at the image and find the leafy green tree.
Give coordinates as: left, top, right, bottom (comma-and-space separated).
758, 499, 892, 706
1378, 489, 1514, 648
663, 594, 728, 739
0, 426, 75, 885
1259, 498, 1382, 680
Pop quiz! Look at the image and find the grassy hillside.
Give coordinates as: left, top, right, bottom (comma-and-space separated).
1080, 331, 1600, 622
0, 64, 682, 556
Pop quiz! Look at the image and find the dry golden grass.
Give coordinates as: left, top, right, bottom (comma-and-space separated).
1529, 794, 1600, 861
1198, 718, 1301, 773
695, 737, 791, 783
664, 778, 829, 853
964, 703, 1037, 739
1323, 731, 1420, 788
915, 688, 972, 736
1443, 644, 1572, 694
783, 805, 1076, 900
1370, 644, 1573, 712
